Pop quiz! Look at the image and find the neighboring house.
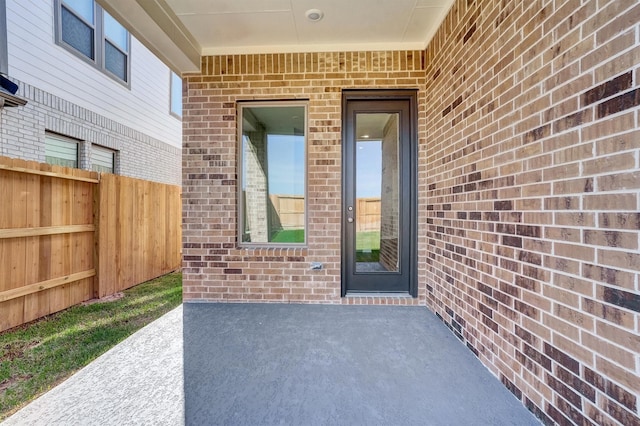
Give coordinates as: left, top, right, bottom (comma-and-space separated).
0, 0, 182, 185
82, 0, 640, 425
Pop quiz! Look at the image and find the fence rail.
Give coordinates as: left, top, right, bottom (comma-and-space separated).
0, 156, 181, 331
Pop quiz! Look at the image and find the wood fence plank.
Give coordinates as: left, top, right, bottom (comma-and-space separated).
0, 298, 25, 331
0, 224, 95, 239
0, 163, 99, 183
0, 269, 96, 302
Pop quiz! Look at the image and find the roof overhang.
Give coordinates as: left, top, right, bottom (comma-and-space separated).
97, 0, 201, 75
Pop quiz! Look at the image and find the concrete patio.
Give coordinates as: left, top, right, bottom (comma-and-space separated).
5, 303, 540, 425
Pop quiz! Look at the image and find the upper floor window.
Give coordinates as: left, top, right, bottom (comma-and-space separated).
55, 0, 131, 85
0, 0, 8, 75
170, 71, 182, 118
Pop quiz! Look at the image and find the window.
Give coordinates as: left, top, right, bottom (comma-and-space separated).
45, 133, 79, 168
91, 145, 116, 173
55, 0, 130, 85
170, 71, 182, 118
0, 0, 8, 75
239, 102, 307, 245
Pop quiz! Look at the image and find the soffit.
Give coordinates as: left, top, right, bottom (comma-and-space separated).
98, 0, 454, 73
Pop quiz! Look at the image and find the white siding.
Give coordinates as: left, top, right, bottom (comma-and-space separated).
5, 0, 181, 149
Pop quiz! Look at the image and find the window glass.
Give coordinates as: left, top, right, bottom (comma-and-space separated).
170, 72, 182, 117
63, 0, 93, 23
105, 41, 126, 81
91, 145, 115, 173
45, 133, 78, 168
56, 1, 129, 85
239, 103, 306, 245
61, 5, 94, 59
0, 0, 8, 75
103, 11, 128, 51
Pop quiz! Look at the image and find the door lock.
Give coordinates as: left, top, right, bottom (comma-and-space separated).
347, 206, 354, 223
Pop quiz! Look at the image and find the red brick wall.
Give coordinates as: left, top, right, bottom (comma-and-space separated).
182, 51, 426, 306
182, 0, 640, 423
423, 0, 640, 424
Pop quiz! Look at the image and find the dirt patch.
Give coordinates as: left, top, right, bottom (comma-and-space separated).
0, 374, 31, 393
81, 292, 124, 306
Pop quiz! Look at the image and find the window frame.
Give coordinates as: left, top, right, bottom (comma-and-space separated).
170, 71, 182, 119
54, 0, 131, 87
237, 100, 309, 247
0, 0, 8, 76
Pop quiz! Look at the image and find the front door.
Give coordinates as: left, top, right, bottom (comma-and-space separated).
341, 90, 417, 296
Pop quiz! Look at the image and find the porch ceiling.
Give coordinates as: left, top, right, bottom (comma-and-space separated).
97, 0, 454, 74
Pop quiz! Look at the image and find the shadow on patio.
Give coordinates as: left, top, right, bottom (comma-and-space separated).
184, 303, 540, 425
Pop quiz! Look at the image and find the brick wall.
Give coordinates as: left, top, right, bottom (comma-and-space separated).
423, 0, 640, 424
182, 0, 640, 423
0, 79, 181, 185
182, 51, 425, 305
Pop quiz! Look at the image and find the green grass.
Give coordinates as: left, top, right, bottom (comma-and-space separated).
356, 231, 380, 251
0, 272, 182, 420
356, 249, 380, 262
356, 231, 381, 262
271, 229, 305, 243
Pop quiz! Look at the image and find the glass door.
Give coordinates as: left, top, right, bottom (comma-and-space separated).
342, 92, 416, 295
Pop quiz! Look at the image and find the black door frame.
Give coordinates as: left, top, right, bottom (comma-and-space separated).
341, 89, 418, 297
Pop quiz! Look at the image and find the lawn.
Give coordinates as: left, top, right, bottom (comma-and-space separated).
356, 231, 381, 262
0, 271, 182, 420
271, 229, 305, 243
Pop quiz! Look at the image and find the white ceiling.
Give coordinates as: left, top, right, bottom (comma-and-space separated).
164, 0, 454, 55
98, 0, 455, 72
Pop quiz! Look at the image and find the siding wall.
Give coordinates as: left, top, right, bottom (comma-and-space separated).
182, 0, 640, 424
1, 0, 181, 184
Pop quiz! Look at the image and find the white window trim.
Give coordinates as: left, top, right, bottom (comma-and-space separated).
53, 0, 131, 87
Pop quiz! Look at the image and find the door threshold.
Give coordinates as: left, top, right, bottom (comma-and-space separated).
344, 292, 413, 298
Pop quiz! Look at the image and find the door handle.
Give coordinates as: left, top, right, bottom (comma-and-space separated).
347, 217, 353, 223
347, 205, 354, 223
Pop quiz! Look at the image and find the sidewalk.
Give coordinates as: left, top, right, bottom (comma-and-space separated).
3, 305, 184, 426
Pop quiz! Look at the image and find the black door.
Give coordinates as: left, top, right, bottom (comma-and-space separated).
341, 90, 417, 296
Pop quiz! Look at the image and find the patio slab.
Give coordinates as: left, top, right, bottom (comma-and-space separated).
184, 303, 540, 425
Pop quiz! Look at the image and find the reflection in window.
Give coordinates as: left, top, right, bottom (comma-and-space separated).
170, 71, 182, 117
56, 0, 130, 84
239, 102, 306, 245
103, 11, 128, 81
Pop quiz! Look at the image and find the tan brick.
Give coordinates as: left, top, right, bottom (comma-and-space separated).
583, 229, 638, 250
584, 194, 637, 211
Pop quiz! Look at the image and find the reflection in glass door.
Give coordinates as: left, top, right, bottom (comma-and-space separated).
355, 113, 399, 273
342, 91, 416, 295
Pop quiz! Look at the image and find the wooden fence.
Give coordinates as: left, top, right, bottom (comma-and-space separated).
0, 156, 181, 331
356, 198, 381, 232
269, 194, 305, 230
266, 195, 381, 232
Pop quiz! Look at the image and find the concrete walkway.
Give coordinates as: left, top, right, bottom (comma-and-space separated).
5, 303, 540, 426
3, 305, 184, 426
